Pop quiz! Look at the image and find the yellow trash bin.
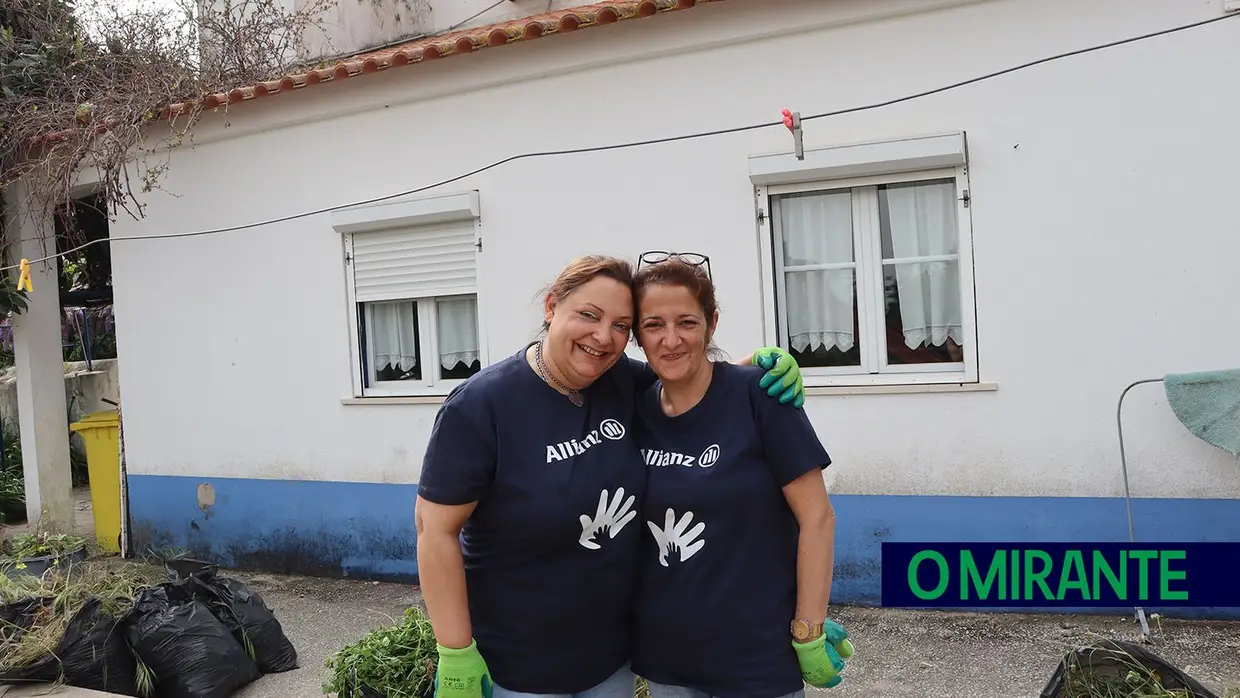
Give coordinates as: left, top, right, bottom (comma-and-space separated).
69, 410, 122, 553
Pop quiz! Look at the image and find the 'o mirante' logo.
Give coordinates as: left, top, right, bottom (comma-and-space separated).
877, 542, 1240, 609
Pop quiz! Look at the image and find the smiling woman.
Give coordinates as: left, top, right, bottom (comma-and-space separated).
531, 257, 637, 406
412, 254, 810, 698
628, 255, 854, 698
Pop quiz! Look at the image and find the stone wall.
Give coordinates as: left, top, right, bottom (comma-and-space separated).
0, 358, 121, 430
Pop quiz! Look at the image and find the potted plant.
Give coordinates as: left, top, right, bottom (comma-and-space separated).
0, 531, 89, 578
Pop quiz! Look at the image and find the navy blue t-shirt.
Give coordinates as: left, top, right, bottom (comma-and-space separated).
418, 347, 655, 694
631, 361, 831, 698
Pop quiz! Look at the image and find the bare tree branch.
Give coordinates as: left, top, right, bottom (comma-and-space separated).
1, 0, 338, 245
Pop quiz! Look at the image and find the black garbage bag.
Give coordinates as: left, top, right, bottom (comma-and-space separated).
56, 597, 140, 696
0, 596, 55, 644
125, 584, 261, 698
190, 573, 299, 673
0, 596, 60, 684
163, 557, 219, 581
1040, 639, 1219, 698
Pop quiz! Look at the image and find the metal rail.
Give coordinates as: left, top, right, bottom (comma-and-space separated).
1116, 377, 1165, 637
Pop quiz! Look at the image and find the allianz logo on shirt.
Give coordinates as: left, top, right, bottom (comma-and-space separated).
640, 444, 722, 468
545, 418, 628, 464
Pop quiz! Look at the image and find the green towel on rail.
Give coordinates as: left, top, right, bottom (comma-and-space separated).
1163, 368, 1240, 456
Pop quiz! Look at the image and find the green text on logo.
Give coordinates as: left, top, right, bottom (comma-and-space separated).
906, 548, 1188, 602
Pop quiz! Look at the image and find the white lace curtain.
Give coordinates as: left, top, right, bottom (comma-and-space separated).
778, 190, 857, 354
368, 296, 480, 372
436, 297, 480, 369
778, 180, 962, 353
881, 181, 963, 350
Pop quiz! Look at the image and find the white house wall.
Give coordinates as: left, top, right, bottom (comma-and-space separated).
109, 0, 1240, 612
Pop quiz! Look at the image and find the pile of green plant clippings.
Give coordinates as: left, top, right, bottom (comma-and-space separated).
1061, 665, 1198, 698
323, 615, 658, 698
1042, 640, 1220, 698
323, 605, 439, 698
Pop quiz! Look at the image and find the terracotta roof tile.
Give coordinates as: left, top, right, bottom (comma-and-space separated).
171, 0, 726, 116
33, 0, 723, 146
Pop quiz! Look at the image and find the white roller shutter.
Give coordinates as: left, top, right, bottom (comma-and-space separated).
351, 221, 477, 302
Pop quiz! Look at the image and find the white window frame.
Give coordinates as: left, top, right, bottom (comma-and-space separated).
750, 132, 978, 387
332, 191, 489, 398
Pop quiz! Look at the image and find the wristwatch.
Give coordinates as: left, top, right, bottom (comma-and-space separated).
790, 618, 824, 643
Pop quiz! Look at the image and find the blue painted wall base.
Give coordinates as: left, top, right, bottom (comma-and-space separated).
126, 475, 1240, 619
127, 474, 420, 582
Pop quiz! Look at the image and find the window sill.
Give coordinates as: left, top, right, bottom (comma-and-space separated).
339, 382, 998, 404
341, 395, 448, 406
804, 381, 998, 396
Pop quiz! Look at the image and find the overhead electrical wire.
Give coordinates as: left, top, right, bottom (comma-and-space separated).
5, 9, 1237, 272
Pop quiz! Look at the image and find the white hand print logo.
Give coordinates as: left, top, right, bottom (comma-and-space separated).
647, 508, 706, 567
578, 488, 637, 550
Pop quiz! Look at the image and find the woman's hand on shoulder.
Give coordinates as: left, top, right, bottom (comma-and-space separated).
745, 346, 805, 408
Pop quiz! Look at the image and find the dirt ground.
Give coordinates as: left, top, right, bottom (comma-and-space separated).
229, 572, 1240, 698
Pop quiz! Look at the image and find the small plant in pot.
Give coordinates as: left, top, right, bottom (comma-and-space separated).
0, 531, 89, 578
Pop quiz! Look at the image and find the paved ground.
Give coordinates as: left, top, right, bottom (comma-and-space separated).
234, 571, 425, 698
4, 493, 1239, 697
3, 486, 97, 539
228, 571, 1240, 698
817, 605, 1240, 698
0, 563, 1236, 697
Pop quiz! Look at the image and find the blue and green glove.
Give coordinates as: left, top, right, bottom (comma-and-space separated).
753, 346, 805, 408
792, 620, 854, 689
433, 640, 494, 698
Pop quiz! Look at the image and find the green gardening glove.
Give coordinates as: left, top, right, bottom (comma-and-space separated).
434, 640, 494, 698
753, 346, 805, 408
792, 620, 854, 689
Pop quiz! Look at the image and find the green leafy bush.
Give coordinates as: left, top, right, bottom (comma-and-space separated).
0, 419, 24, 523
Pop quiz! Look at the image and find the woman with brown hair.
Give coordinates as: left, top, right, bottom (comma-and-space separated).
415, 255, 806, 698
628, 253, 853, 698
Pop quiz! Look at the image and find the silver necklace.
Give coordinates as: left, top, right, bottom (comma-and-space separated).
535, 341, 584, 407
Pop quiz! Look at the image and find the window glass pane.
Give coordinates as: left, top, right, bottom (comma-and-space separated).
776, 190, 854, 266
366, 301, 421, 381
773, 190, 860, 368
438, 295, 481, 379
878, 178, 964, 365
879, 179, 958, 259
784, 269, 861, 368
